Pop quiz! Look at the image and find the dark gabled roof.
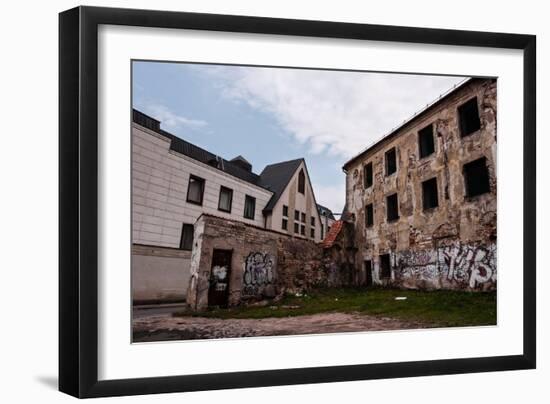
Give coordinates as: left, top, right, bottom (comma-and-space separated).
259, 158, 304, 213
317, 204, 336, 220
133, 109, 263, 186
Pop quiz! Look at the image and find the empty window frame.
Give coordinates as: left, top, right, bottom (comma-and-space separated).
300, 224, 306, 236
301, 212, 306, 223
380, 254, 391, 279
294, 222, 299, 234
364, 162, 373, 188
186, 175, 205, 205
298, 169, 306, 194
385, 148, 397, 176
463, 157, 491, 197
418, 123, 435, 158
180, 223, 194, 251
294, 210, 300, 221
217, 186, 233, 213
282, 205, 288, 217
243, 195, 256, 219
422, 177, 439, 210
310, 228, 315, 238
282, 218, 288, 230
365, 203, 374, 227
458, 97, 481, 137
386, 193, 399, 222
311, 216, 315, 226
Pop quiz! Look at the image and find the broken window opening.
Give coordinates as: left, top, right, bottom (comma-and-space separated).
385, 148, 397, 176
365, 203, 374, 227
422, 177, 439, 210
458, 97, 481, 137
364, 162, 373, 188
386, 193, 399, 222
463, 157, 491, 197
418, 123, 435, 158
380, 254, 391, 279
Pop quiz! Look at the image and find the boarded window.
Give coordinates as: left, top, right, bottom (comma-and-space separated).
282, 218, 288, 230
218, 186, 233, 212
298, 169, 305, 194
243, 195, 256, 219
380, 254, 391, 279
311, 216, 315, 226
385, 148, 397, 176
365, 203, 374, 227
300, 225, 306, 235
301, 212, 306, 223
364, 162, 373, 188
186, 175, 205, 205
310, 228, 315, 238
458, 97, 481, 137
180, 223, 194, 251
386, 193, 399, 222
283, 205, 288, 217
422, 177, 439, 210
294, 222, 299, 234
464, 157, 491, 197
418, 124, 435, 158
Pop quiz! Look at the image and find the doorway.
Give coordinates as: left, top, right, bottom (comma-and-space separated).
207, 249, 232, 308
364, 260, 373, 287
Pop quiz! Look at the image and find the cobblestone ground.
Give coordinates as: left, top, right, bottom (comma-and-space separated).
132, 312, 431, 342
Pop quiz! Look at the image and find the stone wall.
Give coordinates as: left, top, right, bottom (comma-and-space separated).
186, 214, 324, 311
342, 78, 497, 291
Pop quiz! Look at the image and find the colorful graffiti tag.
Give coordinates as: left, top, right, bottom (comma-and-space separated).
395, 242, 496, 290
242, 252, 276, 297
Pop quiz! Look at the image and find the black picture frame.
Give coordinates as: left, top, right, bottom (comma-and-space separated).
59, 6, 536, 398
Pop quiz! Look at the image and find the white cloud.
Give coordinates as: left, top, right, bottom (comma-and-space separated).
141, 103, 207, 130
200, 66, 465, 159
313, 182, 346, 215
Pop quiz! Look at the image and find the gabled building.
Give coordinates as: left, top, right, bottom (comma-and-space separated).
132, 109, 323, 303
317, 203, 337, 240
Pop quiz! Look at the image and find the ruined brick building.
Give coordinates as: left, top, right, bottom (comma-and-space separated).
339, 78, 497, 291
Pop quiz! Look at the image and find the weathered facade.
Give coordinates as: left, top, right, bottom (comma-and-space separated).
186, 214, 327, 311
342, 78, 497, 291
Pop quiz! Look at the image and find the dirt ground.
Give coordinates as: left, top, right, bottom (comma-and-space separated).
132, 312, 431, 342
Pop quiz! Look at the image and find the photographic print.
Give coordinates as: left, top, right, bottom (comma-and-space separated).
131, 61, 497, 343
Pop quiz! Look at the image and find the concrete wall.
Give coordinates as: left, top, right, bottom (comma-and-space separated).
344, 78, 497, 291
269, 161, 323, 243
132, 244, 191, 303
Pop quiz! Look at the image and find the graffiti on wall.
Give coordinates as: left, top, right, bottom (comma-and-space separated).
395, 242, 496, 290
242, 252, 275, 297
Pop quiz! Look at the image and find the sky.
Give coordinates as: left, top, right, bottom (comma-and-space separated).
132, 61, 465, 214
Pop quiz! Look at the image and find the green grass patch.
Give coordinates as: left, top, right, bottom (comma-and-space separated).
174, 287, 496, 328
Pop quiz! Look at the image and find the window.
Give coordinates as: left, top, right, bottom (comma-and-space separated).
300, 224, 305, 236
422, 177, 439, 210
310, 228, 315, 238
186, 175, 205, 205
364, 162, 373, 188
380, 254, 391, 279
282, 205, 288, 217
301, 212, 306, 223
294, 222, 299, 234
418, 124, 435, 158
386, 193, 399, 222
458, 97, 481, 137
463, 157, 491, 197
244, 195, 256, 219
365, 203, 374, 227
311, 216, 315, 226
217, 186, 233, 212
179, 223, 194, 251
294, 210, 300, 221
321, 224, 324, 239
298, 169, 305, 194
282, 218, 288, 230
385, 148, 397, 176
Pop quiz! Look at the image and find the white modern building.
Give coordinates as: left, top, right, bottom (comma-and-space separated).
132, 109, 327, 303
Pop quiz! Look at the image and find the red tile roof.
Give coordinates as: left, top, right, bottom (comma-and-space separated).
322, 220, 344, 248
